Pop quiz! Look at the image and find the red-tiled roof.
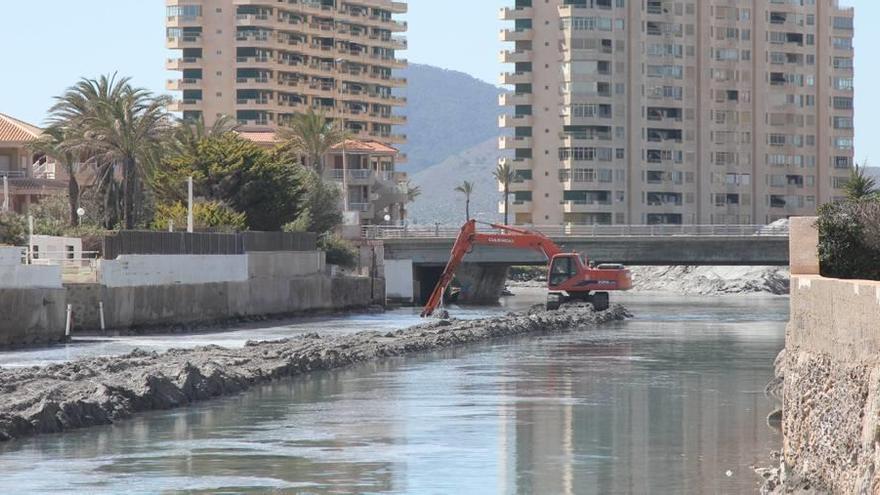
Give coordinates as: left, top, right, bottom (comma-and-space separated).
237, 131, 279, 145
329, 139, 398, 154
0, 113, 43, 143
237, 131, 398, 156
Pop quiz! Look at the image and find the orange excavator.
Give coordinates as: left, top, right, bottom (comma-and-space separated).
421, 220, 633, 317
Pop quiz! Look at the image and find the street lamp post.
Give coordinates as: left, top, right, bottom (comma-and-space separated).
336, 57, 349, 213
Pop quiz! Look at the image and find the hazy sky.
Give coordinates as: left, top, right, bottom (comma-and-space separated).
0, 0, 870, 160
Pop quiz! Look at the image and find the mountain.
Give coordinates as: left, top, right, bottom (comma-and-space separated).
408, 139, 503, 226
397, 64, 505, 174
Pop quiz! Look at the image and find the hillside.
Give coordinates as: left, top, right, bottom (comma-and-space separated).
408, 139, 504, 226
397, 64, 504, 174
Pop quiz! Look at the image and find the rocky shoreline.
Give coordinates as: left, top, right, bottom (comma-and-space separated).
0, 304, 629, 443
509, 265, 790, 296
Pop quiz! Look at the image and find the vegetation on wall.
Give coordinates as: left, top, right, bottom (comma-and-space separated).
818, 166, 880, 281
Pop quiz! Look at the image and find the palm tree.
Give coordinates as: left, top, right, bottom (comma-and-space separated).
455, 180, 475, 221
494, 162, 515, 225
277, 108, 348, 173
399, 180, 422, 223
845, 163, 878, 201
167, 114, 238, 157
49, 74, 172, 229
29, 126, 81, 226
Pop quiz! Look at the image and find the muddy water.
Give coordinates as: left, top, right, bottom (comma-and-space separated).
0, 293, 787, 494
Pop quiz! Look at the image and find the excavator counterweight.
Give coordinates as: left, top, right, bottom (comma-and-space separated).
421, 220, 632, 317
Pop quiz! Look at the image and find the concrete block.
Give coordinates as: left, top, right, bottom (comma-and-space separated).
0, 288, 66, 346
385, 259, 414, 302
790, 217, 820, 276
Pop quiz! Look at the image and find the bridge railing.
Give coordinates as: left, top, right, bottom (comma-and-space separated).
363, 224, 790, 240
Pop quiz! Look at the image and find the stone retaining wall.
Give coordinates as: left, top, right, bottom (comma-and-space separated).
776, 217, 880, 493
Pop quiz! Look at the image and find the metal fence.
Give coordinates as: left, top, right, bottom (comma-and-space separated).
102, 231, 317, 260
363, 224, 791, 240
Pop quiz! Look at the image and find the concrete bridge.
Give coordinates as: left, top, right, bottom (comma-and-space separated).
372, 224, 790, 304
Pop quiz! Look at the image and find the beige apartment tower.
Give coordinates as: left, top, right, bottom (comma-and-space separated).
499, 0, 855, 226
166, 0, 407, 146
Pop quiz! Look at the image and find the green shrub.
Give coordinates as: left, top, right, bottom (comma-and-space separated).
817, 199, 880, 281
0, 212, 27, 246
150, 201, 247, 233
319, 234, 358, 268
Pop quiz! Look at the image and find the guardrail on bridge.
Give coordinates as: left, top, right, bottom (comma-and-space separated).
363, 224, 790, 240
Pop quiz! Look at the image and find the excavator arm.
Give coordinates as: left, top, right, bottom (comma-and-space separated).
420, 220, 566, 317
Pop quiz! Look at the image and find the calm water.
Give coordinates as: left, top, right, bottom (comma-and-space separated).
0, 293, 787, 494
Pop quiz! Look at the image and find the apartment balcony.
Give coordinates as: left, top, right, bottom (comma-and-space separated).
167, 99, 202, 112
499, 71, 532, 85
499, 178, 534, 193
166, 35, 202, 49
234, 77, 273, 88
561, 201, 615, 213
235, 56, 274, 68
499, 157, 533, 169
235, 13, 273, 27
499, 92, 532, 106
165, 57, 202, 70
499, 49, 532, 64
499, 6, 533, 20
390, 1, 407, 14
499, 200, 532, 215
498, 135, 532, 150
500, 28, 533, 42
166, 15, 202, 28
166, 78, 203, 91
498, 114, 533, 128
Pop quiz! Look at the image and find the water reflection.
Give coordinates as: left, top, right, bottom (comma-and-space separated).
0, 296, 786, 494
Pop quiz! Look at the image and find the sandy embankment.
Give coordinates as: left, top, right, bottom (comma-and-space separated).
0, 304, 629, 442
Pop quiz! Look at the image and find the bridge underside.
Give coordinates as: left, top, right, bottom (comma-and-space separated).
385, 236, 789, 267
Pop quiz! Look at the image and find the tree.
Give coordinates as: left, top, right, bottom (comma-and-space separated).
166, 115, 239, 158
151, 200, 247, 233
283, 170, 343, 236
48, 74, 172, 229
494, 162, 515, 225
455, 180, 475, 221
29, 126, 81, 226
0, 212, 27, 246
276, 108, 348, 173
845, 163, 878, 201
155, 133, 308, 231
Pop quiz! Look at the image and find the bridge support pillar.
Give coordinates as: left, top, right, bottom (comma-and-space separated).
456, 264, 510, 305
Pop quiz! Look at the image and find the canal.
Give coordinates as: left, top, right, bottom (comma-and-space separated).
0, 292, 787, 494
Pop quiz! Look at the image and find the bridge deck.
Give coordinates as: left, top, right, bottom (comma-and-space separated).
382, 235, 789, 266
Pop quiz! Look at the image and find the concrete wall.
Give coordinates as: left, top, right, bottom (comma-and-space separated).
31, 235, 82, 262
0, 288, 66, 346
0, 246, 63, 289
99, 255, 249, 287
66, 251, 380, 332
780, 217, 880, 493
384, 259, 414, 302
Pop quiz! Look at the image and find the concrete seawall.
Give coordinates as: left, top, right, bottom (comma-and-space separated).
0, 247, 67, 347
1, 248, 383, 342
65, 252, 383, 332
770, 218, 880, 493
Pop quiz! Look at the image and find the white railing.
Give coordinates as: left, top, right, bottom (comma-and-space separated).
362, 224, 791, 240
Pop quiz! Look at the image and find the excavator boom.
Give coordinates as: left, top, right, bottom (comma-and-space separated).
420, 220, 632, 317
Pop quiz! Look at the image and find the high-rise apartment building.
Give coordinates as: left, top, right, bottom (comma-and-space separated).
165, 0, 408, 147
499, 0, 855, 226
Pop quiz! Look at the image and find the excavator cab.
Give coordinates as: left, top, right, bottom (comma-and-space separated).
548, 254, 580, 287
